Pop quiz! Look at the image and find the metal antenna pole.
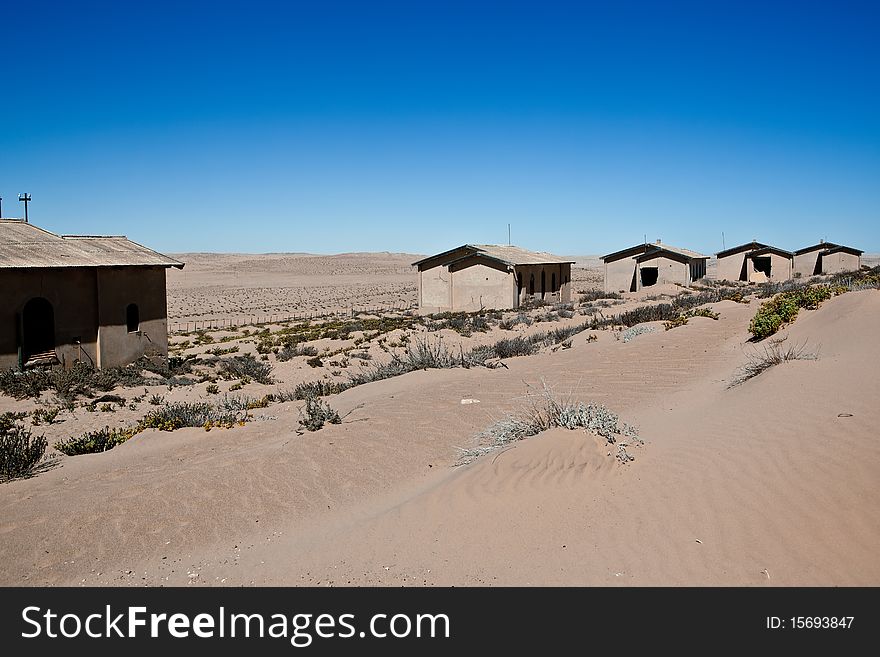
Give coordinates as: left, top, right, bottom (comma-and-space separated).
19, 193, 31, 223
508, 223, 511, 245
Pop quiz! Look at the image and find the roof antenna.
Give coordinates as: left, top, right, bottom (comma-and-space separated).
0, 195, 3, 216
508, 223, 511, 246
19, 193, 31, 223
722, 231, 725, 250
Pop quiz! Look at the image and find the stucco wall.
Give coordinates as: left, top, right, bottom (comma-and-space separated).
449, 260, 514, 311
793, 251, 822, 278
0, 268, 100, 370
821, 252, 860, 274
515, 263, 571, 304
716, 253, 748, 282
604, 258, 637, 293
637, 256, 689, 289
747, 253, 792, 282
0, 266, 170, 371
418, 266, 451, 314
96, 267, 170, 368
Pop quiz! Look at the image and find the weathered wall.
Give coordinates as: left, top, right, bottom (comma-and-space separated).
793, 251, 822, 278
716, 253, 748, 282
604, 258, 637, 293
636, 256, 689, 289
449, 259, 514, 311
748, 253, 792, 282
96, 267, 169, 368
418, 265, 451, 314
0, 268, 100, 370
821, 252, 860, 274
516, 263, 571, 304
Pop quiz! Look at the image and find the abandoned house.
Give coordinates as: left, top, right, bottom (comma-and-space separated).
601, 240, 708, 293
715, 241, 793, 283
413, 244, 573, 313
793, 241, 863, 277
0, 219, 184, 371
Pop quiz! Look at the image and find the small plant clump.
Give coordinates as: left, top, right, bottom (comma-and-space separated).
619, 325, 655, 343
31, 407, 61, 425
664, 308, 721, 330
748, 286, 833, 340
218, 354, 274, 384
729, 337, 818, 387
297, 396, 342, 432
54, 426, 136, 456
458, 382, 640, 465
1, 419, 48, 481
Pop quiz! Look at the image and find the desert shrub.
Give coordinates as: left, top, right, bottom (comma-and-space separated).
664, 307, 721, 330
207, 346, 239, 356
298, 396, 342, 432
54, 426, 135, 456
206, 384, 220, 395
1, 423, 48, 481
500, 313, 532, 330
619, 325, 655, 343
729, 337, 818, 387
140, 401, 247, 431
557, 309, 575, 319
282, 380, 351, 400
276, 344, 319, 362
492, 337, 538, 358
218, 354, 274, 384
748, 286, 833, 339
349, 351, 372, 360
579, 290, 622, 303
458, 382, 640, 465
827, 265, 880, 291
31, 407, 61, 425
306, 356, 324, 368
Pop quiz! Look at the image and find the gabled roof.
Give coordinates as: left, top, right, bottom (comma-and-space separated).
821, 245, 863, 257
601, 241, 708, 263
413, 244, 573, 269
747, 246, 794, 258
0, 219, 184, 269
635, 247, 696, 264
715, 241, 769, 258
794, 242, 840, 256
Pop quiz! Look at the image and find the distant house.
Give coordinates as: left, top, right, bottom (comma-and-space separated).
715, 241, 793, 283
0, 219, 184, 370
793, 242, 863, 277
601, 240, 708, 293
412, 244, 573, 313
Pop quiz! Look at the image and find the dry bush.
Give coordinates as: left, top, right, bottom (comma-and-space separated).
729, 337, 818, 387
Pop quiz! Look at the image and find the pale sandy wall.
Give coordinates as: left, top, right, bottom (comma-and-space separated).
96, 267, 169, 368
604, 258, 636, 293
793, 251, 822, 278
418, 265, 451, 313
748, 253, 792, 282
821, 252, 860, 274
450, 262, 513, 311
637, 256, 689, 289
716, 254, 747, 282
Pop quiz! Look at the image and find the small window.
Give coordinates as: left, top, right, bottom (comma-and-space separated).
126, 303, 140, 333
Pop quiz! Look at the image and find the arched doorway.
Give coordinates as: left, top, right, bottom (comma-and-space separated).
529, 274, 535, 296
22, 297, 56, 362
541, 270, 546, 298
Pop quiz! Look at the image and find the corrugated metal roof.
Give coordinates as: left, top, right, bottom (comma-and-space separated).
602, 241, 708, 262
414, 244, 573, 268
0, 220, 184, 269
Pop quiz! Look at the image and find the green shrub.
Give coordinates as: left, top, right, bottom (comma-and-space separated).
1, 423, 47, 481
298, 396, 342, 432
54, 426, 135, 456
31, 407, 61, 425
218, 354, 274, 384
140, 402, 247, 431
749, 286, 833, 339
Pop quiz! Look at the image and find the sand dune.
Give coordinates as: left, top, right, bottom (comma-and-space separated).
3, 287, 877, 586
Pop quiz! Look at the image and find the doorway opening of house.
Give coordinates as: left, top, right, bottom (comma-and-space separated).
753, 257, 772, 277
640, 267, 659, 287
541, 270, 546, 298
22, 297, 56, 364
529, 274, 535, 296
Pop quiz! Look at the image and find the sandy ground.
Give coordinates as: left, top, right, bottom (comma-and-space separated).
1, 267, 878, 586
164, 253, 604, 326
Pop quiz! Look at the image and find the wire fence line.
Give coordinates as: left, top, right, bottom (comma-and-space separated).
169, 301, 417, 334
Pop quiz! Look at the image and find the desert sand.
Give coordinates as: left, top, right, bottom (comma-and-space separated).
1, 255, 878, 587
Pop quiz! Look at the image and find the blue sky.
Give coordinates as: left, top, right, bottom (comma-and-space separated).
1, 0, 878, 255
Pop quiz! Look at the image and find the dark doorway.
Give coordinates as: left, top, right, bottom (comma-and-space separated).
640, 267, 659, 287
126, 303, 140, 333
541, 270, 546, 298
529, 274, 535, 296
22, 297, 55, 362
753, 257, 772, 277
551, 272, 557, 293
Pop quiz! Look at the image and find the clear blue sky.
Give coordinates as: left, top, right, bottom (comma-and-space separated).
1, 0, 878, 255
